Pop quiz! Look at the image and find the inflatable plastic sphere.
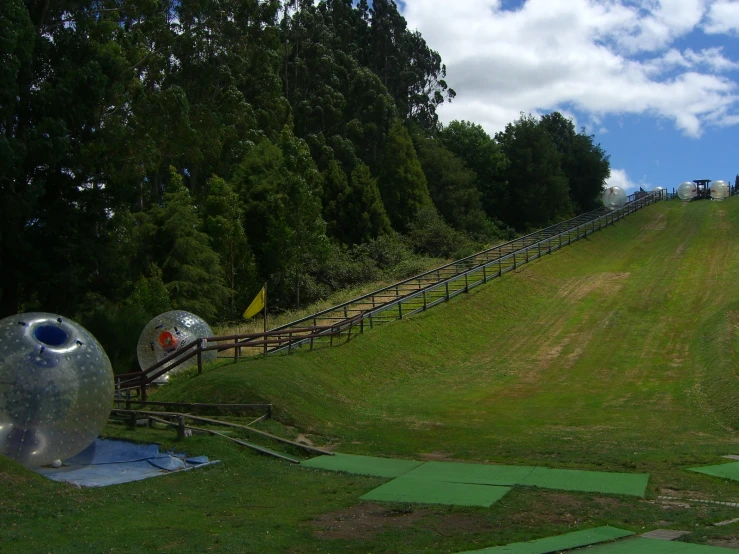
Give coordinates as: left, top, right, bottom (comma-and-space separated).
136, 310, 216, 381
677, 181, 697, 201
601, 186, 627, 210
711, 180, 730, 199
0, 313, 113, 467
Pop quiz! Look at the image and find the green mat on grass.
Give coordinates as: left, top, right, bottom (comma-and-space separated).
585, 537, 736, 553
360, 475, 511, 507
300, 453, 422, 478
688, 462, 739, 482
456, 525, 633, 553
518, 467, 649, 497
405, 461, 535, 485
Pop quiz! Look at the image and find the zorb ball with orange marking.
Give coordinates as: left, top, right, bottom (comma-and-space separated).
677, 181, 697, 201
711, 180, 730, 200
136, 310, 215, 381
601, 186, 627, 210
0, 313, 113, 467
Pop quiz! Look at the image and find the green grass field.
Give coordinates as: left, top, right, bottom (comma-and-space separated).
2, 198, 739, 553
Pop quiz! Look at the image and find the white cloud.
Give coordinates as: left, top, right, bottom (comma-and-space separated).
402, 0, 739, 137
704, 0, 739, 35
606, 168, 649, 195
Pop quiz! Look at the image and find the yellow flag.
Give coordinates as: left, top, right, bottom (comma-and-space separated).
243, 287, 265, 319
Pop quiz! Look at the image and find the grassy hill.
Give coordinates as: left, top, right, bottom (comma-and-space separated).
159, 198, 739, 466
3, 197, 739, 553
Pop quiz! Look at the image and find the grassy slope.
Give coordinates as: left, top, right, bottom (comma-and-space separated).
3, 198, 739, 553
160, 198, 739, 467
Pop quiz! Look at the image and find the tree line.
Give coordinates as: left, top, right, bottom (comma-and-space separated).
1, 0, 610, 367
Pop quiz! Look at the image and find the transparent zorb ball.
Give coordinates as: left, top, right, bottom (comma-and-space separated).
601, 186, 627, 210
650, 186, 665, 199
711, 180, 730, 200
0, 313, 113, 467
677, 181, 697, 200
136, 311, 216, 382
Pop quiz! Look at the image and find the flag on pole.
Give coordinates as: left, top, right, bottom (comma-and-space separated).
243, 286, 265, 319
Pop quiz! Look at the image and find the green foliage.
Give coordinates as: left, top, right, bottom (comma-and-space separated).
406, 207, 476, 259
0, 0, 614, 327
495, 114, 573, 229
134, 168, 229, 321
203, 176, 258, 319
412, 129, 501, 238
540, 112, 610, 213
235, 128, 330, 309
439, 121, 510, 222
377, 121, 433, 231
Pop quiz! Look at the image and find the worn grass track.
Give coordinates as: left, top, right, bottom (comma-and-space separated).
2, 198, 739, 553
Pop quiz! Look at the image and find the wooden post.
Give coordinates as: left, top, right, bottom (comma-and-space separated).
177, 415, 186, 440
197, 340, 203, 375
482, 265, 487, 283
128, 411, 138, 430
233, 338, 239, 363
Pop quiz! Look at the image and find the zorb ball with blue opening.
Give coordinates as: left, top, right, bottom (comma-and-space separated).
711, 180, 730, 200
0, 313, 113, 467
136, 310, 216, 382
601, 186, 627, 210
677, 181, 697, 201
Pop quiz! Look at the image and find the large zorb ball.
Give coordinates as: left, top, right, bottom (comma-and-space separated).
136, 311, 216, 382
677, 181, 697, 201
711, 180, 730, 200
0, 313, 113, 467
601, 186, 627, 210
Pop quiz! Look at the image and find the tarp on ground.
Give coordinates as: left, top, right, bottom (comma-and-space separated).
301, 452, 422, 478
456, 526, 634, 553
33, 438, 219, 487
360, 474, 511, 507
688, 462, 739, 482
584, 537, 737, 553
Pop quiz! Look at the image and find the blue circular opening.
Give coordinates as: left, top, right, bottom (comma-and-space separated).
34, 325, 69, 347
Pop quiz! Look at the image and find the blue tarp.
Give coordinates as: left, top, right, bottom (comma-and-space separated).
33, 438, 219, 487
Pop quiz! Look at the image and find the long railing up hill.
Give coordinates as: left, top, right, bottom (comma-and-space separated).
117, 191, 662, 397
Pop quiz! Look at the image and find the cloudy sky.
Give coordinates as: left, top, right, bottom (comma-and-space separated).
400, 0, 739, 194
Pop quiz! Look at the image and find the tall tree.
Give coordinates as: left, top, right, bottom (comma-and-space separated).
135, 168, 229, 321
539, 112, 610, 213
377, 121, 432, 231
234, 128, 329, 308
495, 114, 572, 229
411, 131, 491, 236
203, 176, 258, 319
439, 121, 509, 222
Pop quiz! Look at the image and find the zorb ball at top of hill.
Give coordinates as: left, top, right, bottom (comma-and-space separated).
601, 186, 627, 210
711, 180, 730, 199
136, 310, 216, 381
0, 313, 113, 467
677, 181, 697, 201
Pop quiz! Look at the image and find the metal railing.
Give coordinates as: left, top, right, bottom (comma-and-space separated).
119, 191, 661, 393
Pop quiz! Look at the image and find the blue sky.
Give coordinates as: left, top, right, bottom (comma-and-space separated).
400, 0, 739, 194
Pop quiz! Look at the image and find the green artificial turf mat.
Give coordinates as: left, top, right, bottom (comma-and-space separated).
404, 461, 535, 485
456, 525, 634, 553
360, 475, 511, 507
518, 467, 649, 497
688, 462, 739, 482
300, 453, 423, 478
584, 537, 736, 553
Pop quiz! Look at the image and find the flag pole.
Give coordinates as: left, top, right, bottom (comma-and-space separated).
263, 282, 267, 358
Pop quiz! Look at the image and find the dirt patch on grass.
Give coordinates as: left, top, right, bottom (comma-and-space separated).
643, 212, 668, 231
419, 451, 454, 461
556, 273, 630, 303
310, 503, 432, 540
